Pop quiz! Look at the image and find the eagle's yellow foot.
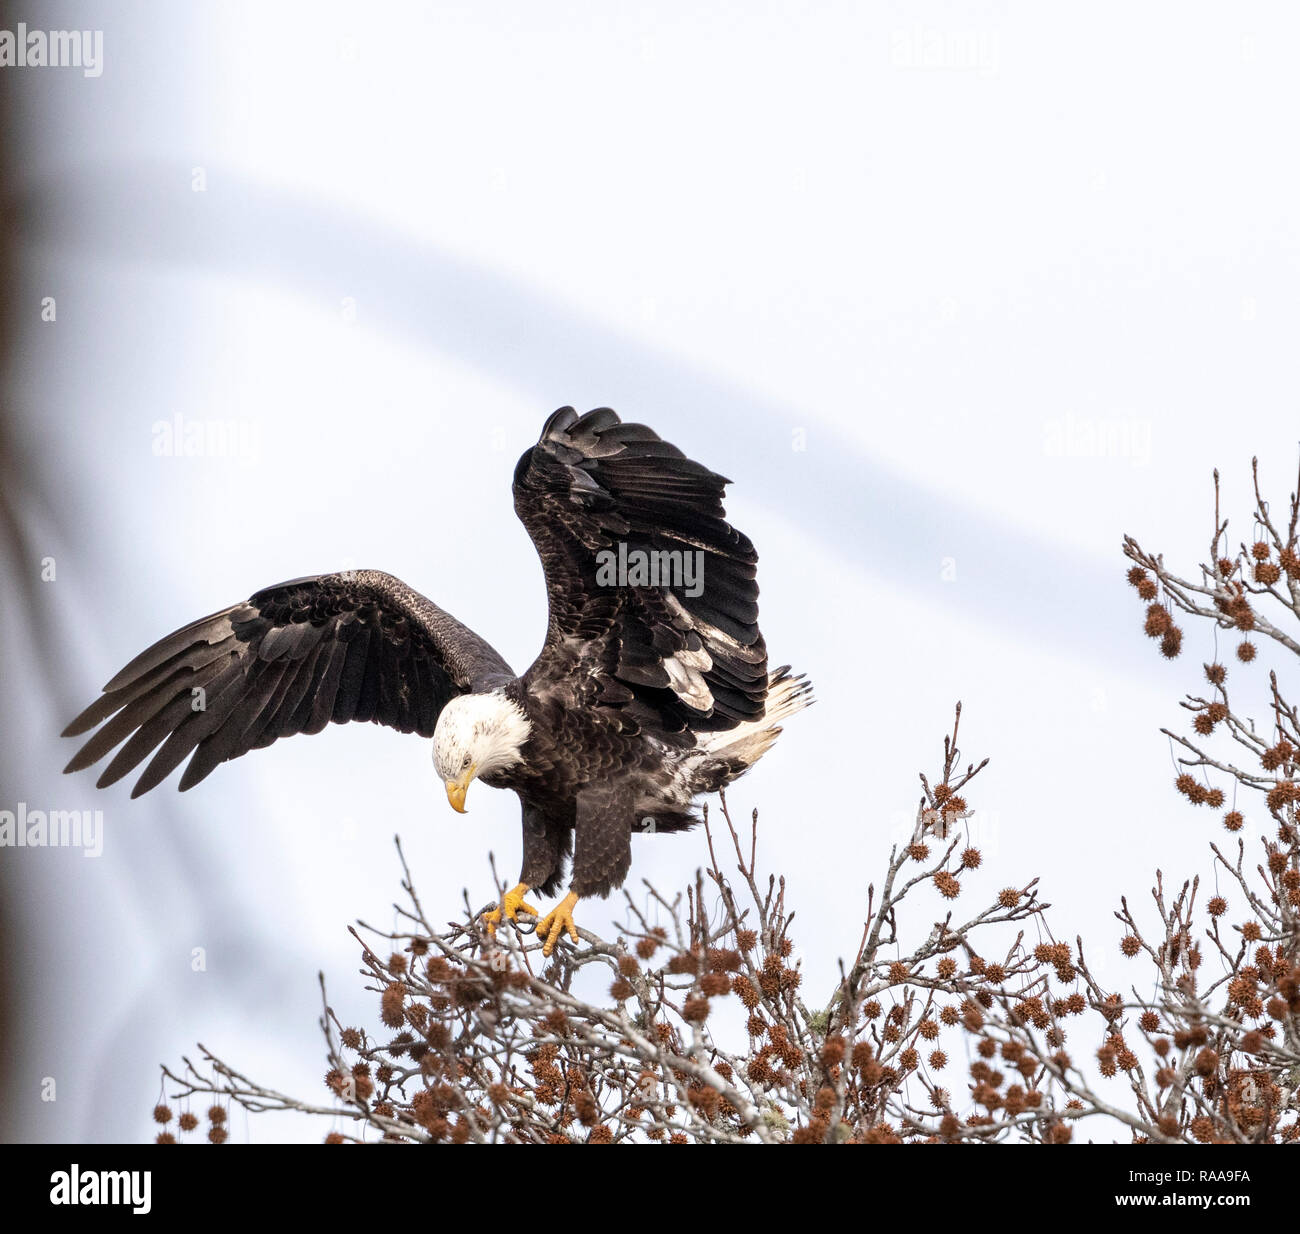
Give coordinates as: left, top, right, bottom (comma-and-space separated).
536, 891, 581, 956
484, 883, 539, 937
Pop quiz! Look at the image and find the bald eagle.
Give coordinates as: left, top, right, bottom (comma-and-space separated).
63, 408, 813, 953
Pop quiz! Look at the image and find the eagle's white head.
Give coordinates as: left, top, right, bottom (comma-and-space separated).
432, 690, 532, 813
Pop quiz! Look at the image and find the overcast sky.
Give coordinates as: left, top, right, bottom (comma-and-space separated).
4, 1, 1299, 1142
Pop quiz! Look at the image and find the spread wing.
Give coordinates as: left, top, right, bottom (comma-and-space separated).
62, 570, 514, 797
512, 406, 767, 734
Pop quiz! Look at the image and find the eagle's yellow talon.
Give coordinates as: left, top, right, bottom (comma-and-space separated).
484, 883, 538, 937
537, 891, 581, 956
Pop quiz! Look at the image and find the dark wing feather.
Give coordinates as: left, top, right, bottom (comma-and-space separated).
63, 570, 514, 797
513, 407, 768, 734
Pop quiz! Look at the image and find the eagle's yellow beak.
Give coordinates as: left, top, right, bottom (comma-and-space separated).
444, 774, 471, 814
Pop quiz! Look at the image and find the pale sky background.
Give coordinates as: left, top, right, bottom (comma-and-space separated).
3, 1, 1299, 1142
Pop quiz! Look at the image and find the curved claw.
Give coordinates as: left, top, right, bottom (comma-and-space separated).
536, 891, 581, 957
484, 883, 539, 937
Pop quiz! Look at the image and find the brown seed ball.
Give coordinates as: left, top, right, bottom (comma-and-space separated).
207, 1105, 226, 1125
1120, 935, 1141, 957
1137, 578, 1158, 600
1237, 640, 1257, 662
1160, 627, 1183, 659
1251, 540, 1271, 561
208, 1126, 228, 1144
178, 1112, 199, 1132
155, 1132, 176, 1145
152, 1104, 172, 1125
681, 996, 710, 1023
1224, 810, 1245, 832
1144, 604, 1172, 637
934, 871, 961, 899
1205, 663, 1227, 685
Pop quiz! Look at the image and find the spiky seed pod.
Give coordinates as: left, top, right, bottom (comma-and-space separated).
1256, 561, 1282, 585
1205, 662, 1227, 685
1267, 781, 1299, 813
208, 1126, 228, 1144
998, 888, 1021, 908
1217, 557, 1237, 576
908, 842, 930, 862
178, 1112, 198, 1132
819, 1036, 846, 1068
1127, 566, 1149, 587
207, 1105, 226, 1125
152, 1104, 172, 1125
1205, 788, 1225, 808
937, 956, 958, 978
1120, 935, 1141, 957
1207, 702, 1228, 722
681, 996, 710, 1023
1241, 921, 1262, 941
1161, 627, 1183, 658
1144, 604, 1172, 637
1137, 578, 1158, 600
609, 977, 635, 1001
380, 982, 405, 1029
1174, 773, 1197, 796
934, 871, 961, 899
1252, 540, 1271, 561
1194, 713, 1215, 735
1237, 640, 1257, 662
155, 1132, 175, 1145
1187, 783, 1209, 804
1207, 896, 1227, 916
1139, 1010, 1160, 1033
1224, 810, 1245, 831
700, 972, 730, 998
961, 847, 982, 869
1281, 545, 1300, 577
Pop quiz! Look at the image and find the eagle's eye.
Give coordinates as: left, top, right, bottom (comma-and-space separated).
461, 754, 471, 771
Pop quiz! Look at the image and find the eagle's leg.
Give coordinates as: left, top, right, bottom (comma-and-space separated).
483, 883, 539, 937
536, 890, 581, 957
